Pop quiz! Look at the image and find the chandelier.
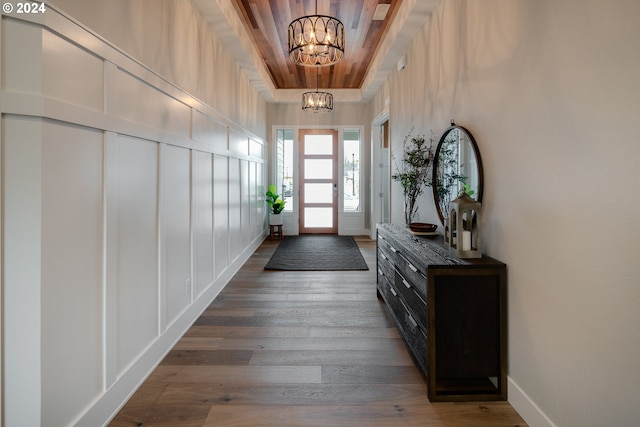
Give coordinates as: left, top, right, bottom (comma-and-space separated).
288, 0, 344, 67
302, 91, 334, 112
302, 68, 333, 113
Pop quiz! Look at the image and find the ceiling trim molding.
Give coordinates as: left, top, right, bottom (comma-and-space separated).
359, 0, 441, 102
193, 0, 278, 101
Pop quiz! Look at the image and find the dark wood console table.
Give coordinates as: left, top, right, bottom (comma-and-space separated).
376, 223, 507, 401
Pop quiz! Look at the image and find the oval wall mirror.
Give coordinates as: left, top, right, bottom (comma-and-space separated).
432, 123, 484, 225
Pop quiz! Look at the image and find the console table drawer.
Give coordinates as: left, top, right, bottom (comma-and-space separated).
377, 263, 393, 293
379, 233, 427, 298
394, 268, 427, 330
377, 235, 398, 261
393, 288, 428, 373
377, 276, 401, 316
395, 252, 427, 298
402, 309, 428, 375
377, 249, 395, 279
378, 280, 428, 373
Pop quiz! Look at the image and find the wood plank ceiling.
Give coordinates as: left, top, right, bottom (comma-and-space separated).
229, 0, 403, 91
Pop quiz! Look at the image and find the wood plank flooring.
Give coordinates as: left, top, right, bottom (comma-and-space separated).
109, 236, 528, 427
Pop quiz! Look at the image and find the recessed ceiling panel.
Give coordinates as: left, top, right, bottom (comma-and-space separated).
229, 0, 403, 90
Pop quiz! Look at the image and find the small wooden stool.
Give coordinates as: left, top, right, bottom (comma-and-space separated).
269, 224, 283, 240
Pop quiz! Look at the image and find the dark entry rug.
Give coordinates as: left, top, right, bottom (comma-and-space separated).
264, 235, 369, 271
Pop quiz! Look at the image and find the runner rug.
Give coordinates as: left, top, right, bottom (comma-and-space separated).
264, 235, 369, 271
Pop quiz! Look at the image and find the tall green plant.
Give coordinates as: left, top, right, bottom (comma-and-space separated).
392, 127, 434, 225
265, 184, 286, 214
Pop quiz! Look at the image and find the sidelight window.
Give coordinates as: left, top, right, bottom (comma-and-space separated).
275, 128, 294, 211
343, 129, 360, 212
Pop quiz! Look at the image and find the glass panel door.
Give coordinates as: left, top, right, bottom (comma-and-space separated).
299, 129, 338, 234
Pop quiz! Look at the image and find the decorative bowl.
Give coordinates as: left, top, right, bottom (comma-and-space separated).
409, 222, 438, 233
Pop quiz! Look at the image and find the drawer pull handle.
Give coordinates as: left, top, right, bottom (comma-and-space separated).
402, 279, 411, 289
389, 245, 397, 253
408, 263, 417, 272
390, 287, 398, 297
408, 315, 418, 328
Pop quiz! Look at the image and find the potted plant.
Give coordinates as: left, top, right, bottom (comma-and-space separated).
392, 127, 435, 226
265, 184, 286, 225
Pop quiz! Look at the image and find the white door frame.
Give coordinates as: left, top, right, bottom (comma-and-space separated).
370, 109, 390, 239
271, 125, 366, 236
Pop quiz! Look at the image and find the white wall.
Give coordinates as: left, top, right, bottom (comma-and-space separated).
371, 0, 640, 426
1, 3, 267, 426
50, 0, 267, 138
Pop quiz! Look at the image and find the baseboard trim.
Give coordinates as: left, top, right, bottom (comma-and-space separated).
508, 377, 557, 427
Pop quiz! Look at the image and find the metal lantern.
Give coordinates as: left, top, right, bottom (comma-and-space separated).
448, 188, 482, 258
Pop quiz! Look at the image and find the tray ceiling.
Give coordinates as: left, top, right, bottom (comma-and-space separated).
229, 0, 401, 90
193, 0, 440, 102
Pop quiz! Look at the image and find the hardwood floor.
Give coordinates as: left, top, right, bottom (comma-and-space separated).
109, 236, 528, 427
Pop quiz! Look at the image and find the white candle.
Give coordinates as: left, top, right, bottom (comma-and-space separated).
462, 230, 472, 251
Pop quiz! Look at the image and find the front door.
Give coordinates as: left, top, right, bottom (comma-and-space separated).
299, 129, 338, 234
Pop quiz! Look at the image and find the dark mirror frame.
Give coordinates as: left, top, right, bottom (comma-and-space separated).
432, 124, 484, 225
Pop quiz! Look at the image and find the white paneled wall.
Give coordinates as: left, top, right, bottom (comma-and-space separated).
160, 144, 192, 330
41, 121, 104, 427
192, 151, 215, 299
107, 134, 160, 382
42, 30, 104, 112
3, 117, 44, 427
112, 69, 192, 139
228, 158, 242, 262
1, 7, 266, 427
193, 111, 229, 151
241, 160, 251, 248
213, 155, 230, 278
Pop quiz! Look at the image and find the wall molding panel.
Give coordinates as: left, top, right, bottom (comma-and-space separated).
1, 7, 266, 427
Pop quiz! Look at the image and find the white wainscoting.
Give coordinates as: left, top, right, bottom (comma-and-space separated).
192, 151, 215, 299
3, 116, 45, 427
106, 134, 160, 384
213, 155, 231, 278
160, 144, 193, 331
40, 121, 105, 427
1, 7, 266, 427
